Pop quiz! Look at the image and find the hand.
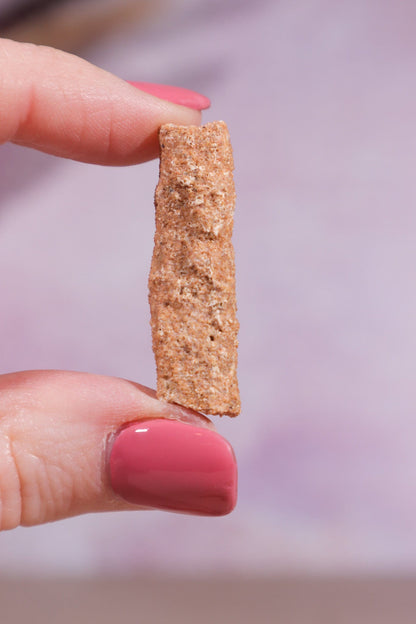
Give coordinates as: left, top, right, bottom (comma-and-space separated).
0, 39, 237, 531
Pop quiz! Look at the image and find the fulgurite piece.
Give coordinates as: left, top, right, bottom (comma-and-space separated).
148, 120, 240, 416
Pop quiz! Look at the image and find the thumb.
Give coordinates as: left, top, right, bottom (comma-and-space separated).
0, 371, 237, 530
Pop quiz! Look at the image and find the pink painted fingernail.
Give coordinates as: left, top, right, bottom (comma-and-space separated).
109, 419, 237, 516
127, 81, 210, 110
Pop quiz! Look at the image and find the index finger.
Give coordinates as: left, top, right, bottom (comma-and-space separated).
0, 38, 202, 165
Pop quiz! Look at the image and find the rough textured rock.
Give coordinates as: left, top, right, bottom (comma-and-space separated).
149, 121, 240, 416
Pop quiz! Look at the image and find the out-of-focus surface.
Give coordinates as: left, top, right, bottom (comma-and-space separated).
2, 576, 416, 624
2, 0, 416, 577
0, 0, 159, 51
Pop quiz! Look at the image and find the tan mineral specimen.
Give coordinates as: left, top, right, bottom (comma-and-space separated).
149, 120, 240, 416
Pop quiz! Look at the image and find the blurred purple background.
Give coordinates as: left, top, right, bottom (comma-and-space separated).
1, 0, 416, 576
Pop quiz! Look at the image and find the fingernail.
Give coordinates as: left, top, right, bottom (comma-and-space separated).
109, 419, 237, 516
127, 81, 211, 110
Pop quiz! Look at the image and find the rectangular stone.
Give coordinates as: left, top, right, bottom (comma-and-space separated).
148, 121, 240, 416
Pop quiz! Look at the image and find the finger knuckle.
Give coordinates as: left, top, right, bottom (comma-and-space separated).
0, 387, 68, 530
0, 431, 22, 531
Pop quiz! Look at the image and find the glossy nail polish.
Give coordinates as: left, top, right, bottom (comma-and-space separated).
109, 419, 237, 516
127, 81, 211, 110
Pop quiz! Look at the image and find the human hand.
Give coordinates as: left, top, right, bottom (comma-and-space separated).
0, 39, 237, 531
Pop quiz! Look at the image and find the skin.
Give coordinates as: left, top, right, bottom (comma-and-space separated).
0, 38, 214, 531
